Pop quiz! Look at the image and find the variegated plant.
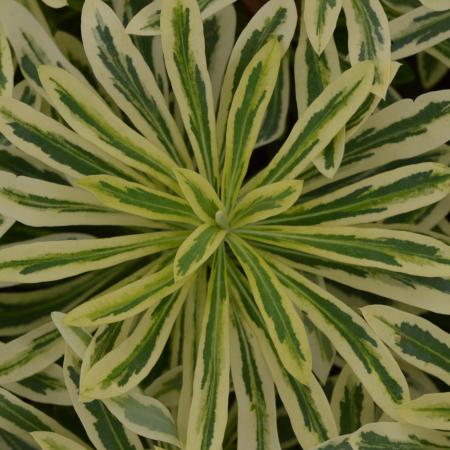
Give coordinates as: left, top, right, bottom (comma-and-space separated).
0, 0, 450, 449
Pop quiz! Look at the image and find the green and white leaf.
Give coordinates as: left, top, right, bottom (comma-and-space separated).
0, 322, 63, 384
79, 286, 190, 399
186, 247, 230, 450
245, 62, 374, 190
330, 365, 374, 434
175, 168, 223, 224
230, 180, 302, 228
230, 310, 281, 450
343, 0, 391, 96
362, 304, 450, 384
216, 0, 296, 152
274, 163, 450, 226
160, 0, 218, 186
391, 6, 450, 59
78, 175, 198, 226
420, 0, 450, 10
304, 0, 343, 55
174, 224, 226, 280
228, 235, 312, 384
52, 312, 91, 359
221, 39, 283, 208
103, 390, 180, 445
32, 432, 91, 450
82, 0, 192, 168
0, 230, 185, 283
396, 392, 450, 430
39, 66, 179, 191
418, 52, 448, 89
63, 349, 144, 450
0, 25, 13, 97
145, 366, 183, 407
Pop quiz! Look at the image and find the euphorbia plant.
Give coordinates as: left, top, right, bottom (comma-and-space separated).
0, 0, 450, 449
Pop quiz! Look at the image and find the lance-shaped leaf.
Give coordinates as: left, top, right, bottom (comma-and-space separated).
79, 286, 190, 399
304, 0, 343, 55
227, 235, 311, 384
420, 0, 450, 10
186, 247, 229, 450
0, 172, 156, 228
78, 175, 198, 226
175, 168, 223, 224
103, 390, 180, 446
3, 363, 70, 406
126, 0, 236, 36
427, 40, 450, 68
229, 264, 337, 448
205, 6, 237, 108
0, 97, 142, 184
362, 305, 450, 384
330, 365, 374, 434
307, 91, 450, 191
272, 260, 409, 417
161, 0, 218, 187
343, 0, 391, 97
349, 422, 450, 449
0, 387, 81, 448
0, 25, 13, 97
0, 322, 63, 384
221, 39, 283, 209
64, 263, 187, 327
145, 366, 183, 407
216, 0, 296, 152
32, 432, 91, 450
63, 349, 144, 450
274, 163, 450, 226
266, 243, 450, 315
230, 310, 281, 450
0, 230, 185, 283
230, 180, 302, 228
174, 224, 226, 280
244, 62, 374, 191
397, 392, 450, 430
0, 0, 85, 96
81, 0, 192, 168
418, 52, 448, 89
295, 22, 345, 178
242, 225, 450, 277
39, 66, 179, 192
391, 6, 450, 59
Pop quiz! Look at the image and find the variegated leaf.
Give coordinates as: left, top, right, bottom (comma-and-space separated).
0, 25, 13, 97
343, 0, 391, 96
273, 163, 450, 226
0, 387, 80, 448
0, 97, 142, 184
161, 0, 218, 186
230, 309, 281, 450
82, 0, 192, 168
330, 365, 374, 434
420, 0, 450, 10
228, 235, 311, 384
397, 392, 450, 430
243, 224, 450, 277
63, 349, 144, 450
418, 52, 448, 89
391, 6, 450, 59
78, 175, 198, 226
186, 247, 230, 450
230, 180, 302, 228
216, 0, 296, 152
174, 224, 226, 280
244, 62, 374, 190
39, 66, 179, 191
221, 39, 283, 209
272, 260, 409, 416
175, 168, 223, 224
362, 305, 450, 384
304, 0, 343, 55
0, 231, 185, 283
32, 432, 90, 450
0, 322, 63, 384
145, 366, 183, 407
428, 39, 450, 67
79, 286, 190, 399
